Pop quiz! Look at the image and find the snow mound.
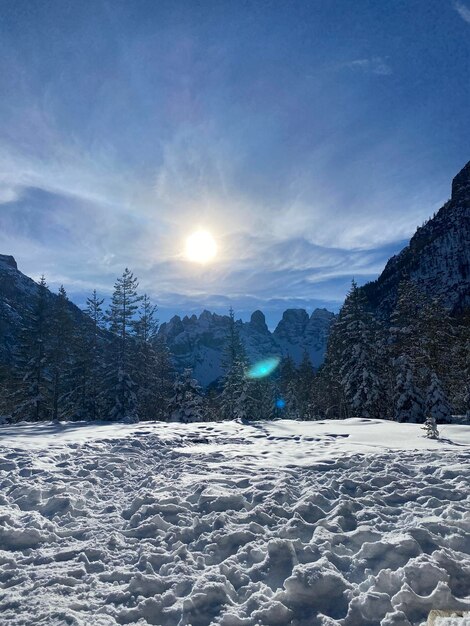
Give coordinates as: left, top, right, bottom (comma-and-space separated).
0, 419, 469, 625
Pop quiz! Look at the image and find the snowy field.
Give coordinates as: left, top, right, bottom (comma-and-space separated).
0, 418, 469, 626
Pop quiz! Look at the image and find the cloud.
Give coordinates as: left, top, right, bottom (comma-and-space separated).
455, 1, 470, 23
0, 2, 459, 323
0, 183, 21, 204
337, 57, 392, 76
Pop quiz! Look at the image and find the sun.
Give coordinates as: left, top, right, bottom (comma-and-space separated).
185, 230, 217, 264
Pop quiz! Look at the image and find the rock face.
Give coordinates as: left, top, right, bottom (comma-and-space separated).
158, 307, 336, 387
362, 161, 470, 316
273, 308, 335, 366
0, 256, 92, 365
0, 255, 17, 270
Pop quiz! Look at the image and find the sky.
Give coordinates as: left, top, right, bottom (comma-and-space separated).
0, 0, 469, 328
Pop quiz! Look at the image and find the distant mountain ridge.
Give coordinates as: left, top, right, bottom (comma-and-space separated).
158, 307, 336, 387
362, 160, 470, 316
0, 255, 336, 386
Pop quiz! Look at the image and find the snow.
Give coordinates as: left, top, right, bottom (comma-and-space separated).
0, 418, 469, 625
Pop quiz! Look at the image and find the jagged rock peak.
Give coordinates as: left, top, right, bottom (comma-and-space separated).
310, 308, 335, 320
199, 310, 214, 322
0, 254, 17, 270
280, 309, 309, 323
451, 160, 470, 204
250, 309, 268, 333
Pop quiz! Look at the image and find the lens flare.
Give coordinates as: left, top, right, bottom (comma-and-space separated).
246, 357, 280, 379
276, 398, 286, 409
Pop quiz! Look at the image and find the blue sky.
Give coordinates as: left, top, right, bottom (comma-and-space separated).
0, 0, 469, 327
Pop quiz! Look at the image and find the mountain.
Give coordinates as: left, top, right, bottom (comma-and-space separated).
158, 307, 336, 386
0, 255, 92, 366
0, 256, 336, 387
362, 160, 470, 316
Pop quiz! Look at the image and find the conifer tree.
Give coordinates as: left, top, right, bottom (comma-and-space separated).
448, 313, 470, 418
297, 351, 316, 419
153, 334, 175, 421
422, 415, 439, 439
389, 279, 430, 386
324, 280, 384, 419
278, 355, 299, 419
220, 308, 248, 420
245, 377, 275, 421
105, 268, 142, 421
13, 276, 52, 421
50, 285, 74, 421
169, 368, 205, 422
135, 294, 160, 421
394, 355, 425, 422
71, 290, 106, 420
426, 372, 452, 423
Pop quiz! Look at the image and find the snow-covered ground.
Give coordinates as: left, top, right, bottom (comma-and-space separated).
0, 418, 469, 626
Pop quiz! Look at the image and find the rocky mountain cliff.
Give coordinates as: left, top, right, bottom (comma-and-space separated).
0, 255, 91, 365
362, 160, 470, 316
158, 307, 336, 386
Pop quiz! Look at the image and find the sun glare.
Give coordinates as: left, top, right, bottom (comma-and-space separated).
185, 230, 217, 264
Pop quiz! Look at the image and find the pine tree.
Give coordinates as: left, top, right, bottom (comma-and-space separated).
70, 290, 106, 420
13, 276, 52, 421
426, 372, 452, 423
50, 286, 74, 421
394, 355, 425, 422
278, 355, 299, 419
422, 415, 439, 439
324, 280, 384, 419
245, 377, 275, 421
389, 279, 431, 388
169, 368, 205, 422
220, 308, 248, 420
297, 351, 316, 420
449, 313, 470, 418
105, 269, 142, 422
135, 294, 160, 421
153, 335, 175, 421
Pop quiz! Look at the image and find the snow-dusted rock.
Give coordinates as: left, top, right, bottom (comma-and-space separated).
363, 160, 470, 315
158, 306, 336, 386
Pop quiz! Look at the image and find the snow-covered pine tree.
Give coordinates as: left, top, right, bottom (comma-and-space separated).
153, 334, 174, 421
326, 280, 384, 419
105, 269, 142, 422
50, 285, 74, 421
422, 415, 439, 439
394, 355, 425, 422
245, 377, 275, 421
169, 368, 205, 422
389, 279, 431, 389
449, 311, 470, 418
12, 275, 52, 421
296, 351, 316, 420
220, 308, 248, 420
135, 294, 160, 421
426, 372, 452, 423
420, 297, 455, 382
278, 355, 299, 419
70, 289, 106, 420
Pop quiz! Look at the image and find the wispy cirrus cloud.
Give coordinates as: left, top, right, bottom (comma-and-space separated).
454, 1, 470, 23
0, 0, 467, 323
336, 57, 392, 76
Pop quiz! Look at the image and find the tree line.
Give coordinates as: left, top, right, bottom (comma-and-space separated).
0, 271, 468, 423
314, 280, 470, 422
